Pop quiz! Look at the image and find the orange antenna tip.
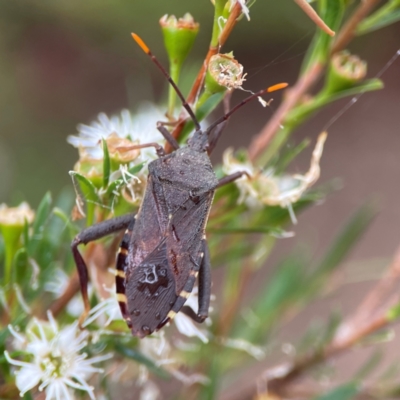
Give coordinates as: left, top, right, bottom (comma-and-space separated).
267, 82, 289, 93
131, 33, 150, 54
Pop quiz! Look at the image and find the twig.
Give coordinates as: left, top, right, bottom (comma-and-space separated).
248, 0, 383, 162
255, 245, 400, 398
342, 244, 400, 331
166, 3, 243, 152
293, 0, 335, 37
48, 271, 80, 318
332, 0, 383, 54
248, 62, 323, 161
216, 260, 253, 337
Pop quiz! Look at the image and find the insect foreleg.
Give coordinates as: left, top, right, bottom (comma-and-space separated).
181, 240, 212, 323
71, 214, 134, 326
216, 171, 251, 188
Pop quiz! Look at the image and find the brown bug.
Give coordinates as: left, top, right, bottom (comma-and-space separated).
71, 33, 287, 337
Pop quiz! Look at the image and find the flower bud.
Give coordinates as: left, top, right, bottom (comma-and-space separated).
73, 155, 104, 189
205, 53, 245, 95
324, 51, 367, 95
0, 203, 34, 283
160, 14, 199, 69
160, 14, 199, 116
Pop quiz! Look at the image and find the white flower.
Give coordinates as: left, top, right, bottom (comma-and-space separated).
222, 132, 328, 218
140, 332, 209, 386
68, 104, 165, 161
82, 284, 124, 328
5, 312, 112, 400
173, 288, 210, 343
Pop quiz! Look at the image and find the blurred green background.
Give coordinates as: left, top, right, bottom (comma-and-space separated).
1, 0, 399, 262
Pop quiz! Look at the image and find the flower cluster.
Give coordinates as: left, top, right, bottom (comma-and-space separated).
223, 132, 327, 217
5, 312, 112, 399
68, 104, 165, 162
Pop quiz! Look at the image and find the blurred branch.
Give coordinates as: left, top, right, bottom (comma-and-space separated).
248, 62, 323, 161
332, 0, 383, 53
293, 0, 335, 36
254, 243, 400, 398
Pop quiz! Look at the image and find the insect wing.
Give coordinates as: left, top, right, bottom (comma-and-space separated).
125, 242, 176, 337
166, 190, 214, 293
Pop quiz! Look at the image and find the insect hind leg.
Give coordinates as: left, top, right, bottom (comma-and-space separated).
115, 220, 135, 328
181, 240, 211, 323
159, 240, 211, 330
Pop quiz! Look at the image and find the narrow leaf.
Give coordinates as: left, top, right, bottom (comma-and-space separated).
114, 343, 170, 379
314, 201, 377, 277
313, 383, 358, 400
29, 192, 52, 255
102, 139, 111, 189
69, 171, 101, 226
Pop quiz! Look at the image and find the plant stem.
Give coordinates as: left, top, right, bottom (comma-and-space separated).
248, 62, 323, 162
243, 244, 400, 399
332, 0, 383, 53
293, 0, 335, 36
165, 2, 243, 153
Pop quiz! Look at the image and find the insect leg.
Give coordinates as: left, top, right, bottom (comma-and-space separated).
117, 142, 165, 157
71, 214, 134, 326
115, 220, 135, 327
181, 240, 211, 323
216, 171, 251, 188
156, 122, 180, 150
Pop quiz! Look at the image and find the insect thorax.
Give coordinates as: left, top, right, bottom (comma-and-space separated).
148, 147, 218, 193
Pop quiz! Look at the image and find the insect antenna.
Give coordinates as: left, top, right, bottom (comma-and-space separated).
204, 83, 288, 137
131, 33, 201, 132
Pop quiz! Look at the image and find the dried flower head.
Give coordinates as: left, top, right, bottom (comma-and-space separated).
332, 51, 367, 81
159, 13, 199, 31
223, 132, 327, 213
207, 53, 246, 92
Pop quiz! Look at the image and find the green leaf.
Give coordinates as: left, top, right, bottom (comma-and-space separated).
357, 0, 400, 35
313, 383, 358, 400
13, 247, 29, 285
301, 0, 346, 73
354, 350, 382, 380
271, 138, 311, 174
28, 192, 52, 256
286, 78, 383, 126
69, 171, 102, 227
313, 201, 377, 278
52, 207, 78, 238
387, 301, 400, 321
104, 162, 145, 206
114, 343, 170, 379
208, 226, 293, 237
102, 139, 111, 189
